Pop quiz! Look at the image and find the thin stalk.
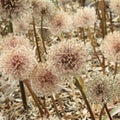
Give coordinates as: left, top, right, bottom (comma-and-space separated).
56, 94, 67, 120
19, 81, 28, 110
75, 78, 95, 120
101, 0, 107, 38
8, 15, 13, 33
109, 11, 114, 32
51, 94, 61, 120
102, 55, 106, 74
40, 14, 47, 54
99, 104, 105, 120
88, 27, 106, 72
24, 81, 49, 116
104, 103, 113, 120
33, 17, 42, 62
114, 62, 118, 75
24, 81, 44, 116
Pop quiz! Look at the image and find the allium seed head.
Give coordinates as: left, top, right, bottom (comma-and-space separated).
0, 47, 36, 81
32, 0, 56, 18
30, 63, 62, 96
0, 0, 32, 20
1, 35, 32, 51
46, 40, 87, 77
110, 0, 120, 14
49, 10, 73, 35
86, 74, 114, 103
73, 7, 96, 28
101, 31, 120, 63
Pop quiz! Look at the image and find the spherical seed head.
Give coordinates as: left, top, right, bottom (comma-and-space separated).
46, 40, 87, 77
31, 63, 62, 96
73, 7, 96, 28
86, 74, 114, 103
0, 47, 36, 81
110, 0, 120, 14
1, 35, 32, 51
101, 31, 120, 63
49, 10, 73, 35
12, 14, 31, 34
32, 0, 56, 17
0, 0, 32, 20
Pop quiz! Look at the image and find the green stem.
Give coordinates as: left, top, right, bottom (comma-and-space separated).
75, 78, 95, 120
8, 15, 13, 33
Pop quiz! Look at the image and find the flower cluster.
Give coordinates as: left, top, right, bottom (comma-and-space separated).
0, 35, 36, 81
32, 0, 55, 18
86, 74, 115, 103
73, 7, 96, 28
31, 63, 62, 96
49, 10, 73, 35
101, 31, 120, 63
0, 0, 32, 20
46, 40, 87, 77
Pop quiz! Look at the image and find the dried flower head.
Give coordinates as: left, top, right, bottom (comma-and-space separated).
12, 14, 31, 34
1, 35, 31, 51
0, 47, 36, 81
46, 40, 87, 77
101, 31, 120, 63
86, 74, 114, 103
31, 63, 62, 96
110, 0, 120, 14
0, 0, 32, 20
49, 10, 73, 35
73, 7, 96, 28
32, 0, 55, 17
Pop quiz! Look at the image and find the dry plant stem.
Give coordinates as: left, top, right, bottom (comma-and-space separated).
56, 94, 67, 120
75, 78, 95, 120
88, 21, 106, 74
101, 0, 107, 38
40, 14, 47, 54
102, 55, 106, 74
19, 81, 28, 110
104, 103, 113, 120
24, 81, 45, 116
94, 0, 101, 20
33, 17, 42, 62
99, 104, 105, 120
51, 94, 61, 120
114, 62, 118, 76
109, 11, 114, 32
69, 79, 79, 107
26, 81, 49, 116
